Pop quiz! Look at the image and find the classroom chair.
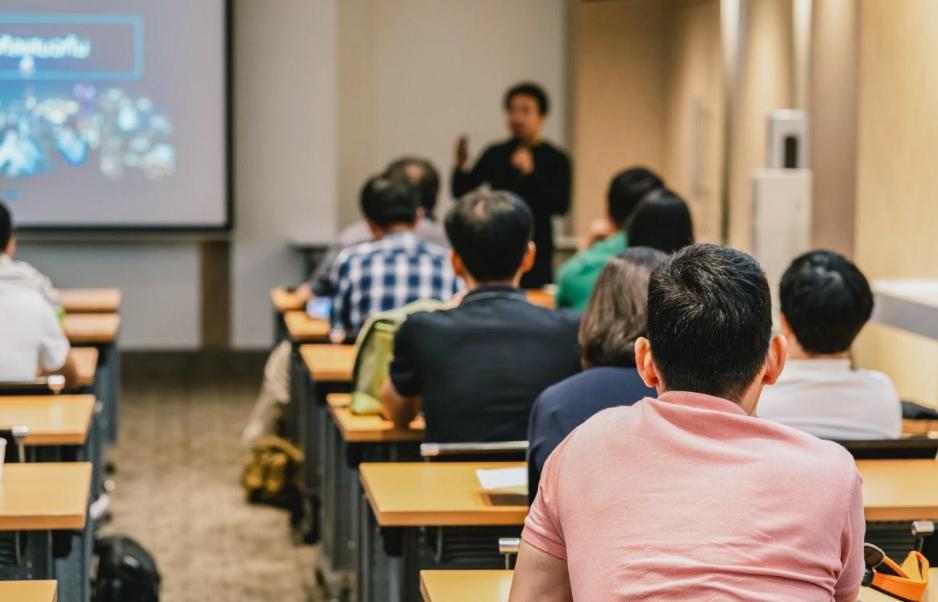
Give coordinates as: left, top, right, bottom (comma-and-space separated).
833, 438, 938, 460
419, 441, 528, 463
0, 376, 66, 396
413, 441, 528, 567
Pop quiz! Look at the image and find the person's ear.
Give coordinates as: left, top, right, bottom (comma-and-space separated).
450, 250, 468, 281
634, 337, 661, 390
519, 242, 536, 275
762, 333, 788, 386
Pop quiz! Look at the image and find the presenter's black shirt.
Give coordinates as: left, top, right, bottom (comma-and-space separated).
451, 139, 572, 288
389, 286, 581, 443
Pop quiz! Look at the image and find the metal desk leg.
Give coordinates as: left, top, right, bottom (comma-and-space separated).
54, 515, 91, 602
358, 490, 401, 602
106, 340, 120, 444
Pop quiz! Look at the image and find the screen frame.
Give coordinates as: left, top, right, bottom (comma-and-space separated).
13, 0, 234, 234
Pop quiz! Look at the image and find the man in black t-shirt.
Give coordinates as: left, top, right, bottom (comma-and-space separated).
451, 82, 571, 288
380, 190, 581, 443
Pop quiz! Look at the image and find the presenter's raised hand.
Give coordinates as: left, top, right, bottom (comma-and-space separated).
454, 135, 469, 170
511, 146, 535, 176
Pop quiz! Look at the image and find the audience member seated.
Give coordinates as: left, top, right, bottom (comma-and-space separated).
326, 174, 459, 342
0, 202, 78, 386
555, 167, 664, 310
0, 201, 60, 309
758, 250, 902, 440
308, 156, 448, 297
511, 244, 864, 602
380, 190, 581, 442
242, 174, 458, 445
627, 189, 695, 254
527, 247, 664, 498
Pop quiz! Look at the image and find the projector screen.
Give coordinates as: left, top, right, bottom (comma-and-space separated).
0, 0, 229, 230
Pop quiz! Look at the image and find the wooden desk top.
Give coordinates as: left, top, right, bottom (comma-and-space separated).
524, 288, 556, 310
360, 461, 527, 527
271, 287, 307, 313
859, 568, 938, 601
284, 311, 330, 343
421, 570, 512, 602
420, 569, 938, 602
0, 395, 94, 446
857, 459, 938, 521
63, 313, 120, 345
418, 569, 938, 602
69, 347, 98, 388
0, 463, 91, 530
0, 581, 57, 602
59, 288, 121, 313
299, 344, 355, 383
327, 392, 351, 408
329, 405, 424, 443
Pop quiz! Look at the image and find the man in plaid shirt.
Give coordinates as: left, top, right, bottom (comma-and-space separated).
327, 174, 460, 342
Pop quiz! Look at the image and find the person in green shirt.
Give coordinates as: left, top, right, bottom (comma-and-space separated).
555, 167, 664, 309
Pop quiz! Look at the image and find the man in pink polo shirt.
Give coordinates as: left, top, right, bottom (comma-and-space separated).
511, 244, 864, 601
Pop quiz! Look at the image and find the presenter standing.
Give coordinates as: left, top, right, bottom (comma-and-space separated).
451, 82, 571, 288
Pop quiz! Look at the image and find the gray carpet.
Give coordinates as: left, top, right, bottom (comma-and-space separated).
103, 352, 321, 602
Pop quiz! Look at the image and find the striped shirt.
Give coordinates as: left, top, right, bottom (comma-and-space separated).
328, 231, 460, 340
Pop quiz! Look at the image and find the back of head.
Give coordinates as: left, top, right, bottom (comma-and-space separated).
444, 190, 533, 283
780, 250, 873, 354
385, 157, 440, 218
0, 201, 11, 252
579, 247, 668, 369
607, 167, 664, 226
359, 174, 419, 229
647, 244, 772, 401
628, 191, 694, 254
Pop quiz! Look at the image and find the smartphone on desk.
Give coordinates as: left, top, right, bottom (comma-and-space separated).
306, 297, 332, 319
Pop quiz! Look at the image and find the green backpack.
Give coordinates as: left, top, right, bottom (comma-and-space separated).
349, 299, 444, 415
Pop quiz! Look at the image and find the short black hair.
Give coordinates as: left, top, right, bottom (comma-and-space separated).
503, 82, 549, 116
628, 191, 694, 254
0, 201, 12, 250
385, 157, 440, 218
359, 174, 419, 228
445, 190, 533, 283
647, 244, 772, 401
780, 250, 874, 354
607, 167, 664, 226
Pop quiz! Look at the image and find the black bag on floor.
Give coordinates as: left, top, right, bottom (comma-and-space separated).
93, 535, 161, 602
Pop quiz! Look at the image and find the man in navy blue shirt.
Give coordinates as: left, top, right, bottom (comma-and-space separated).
380, 190, 580, 443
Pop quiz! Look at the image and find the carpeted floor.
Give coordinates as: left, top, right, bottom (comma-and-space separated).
102, 352, 322, 602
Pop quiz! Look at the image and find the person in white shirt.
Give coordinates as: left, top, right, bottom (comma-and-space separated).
758, 250, 902, 440
0, 201, 78, 386
0, 201, 60, 309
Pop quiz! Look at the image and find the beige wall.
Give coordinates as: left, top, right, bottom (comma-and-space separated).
852, 0, 938, 407
808, 0, 858, 257
338, 0, 568, 228
572, 0, 725, 241
727, 0, 794, 249
571, 1, 666, 235
662, 0, 724, 243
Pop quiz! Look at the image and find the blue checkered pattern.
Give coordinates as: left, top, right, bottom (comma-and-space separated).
328, 231, 460, 339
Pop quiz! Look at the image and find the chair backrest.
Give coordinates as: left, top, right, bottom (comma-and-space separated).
0, 426, 30, 463
834, 437, 938, 460
0, 375, 65, 396
420, 441, 528, 462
